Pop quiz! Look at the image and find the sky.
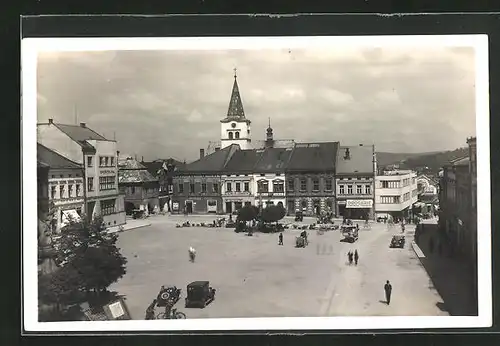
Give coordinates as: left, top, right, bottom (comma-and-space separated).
37, 45, 477, 162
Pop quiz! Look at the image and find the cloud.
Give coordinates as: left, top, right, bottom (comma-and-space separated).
36, 44, 477, 161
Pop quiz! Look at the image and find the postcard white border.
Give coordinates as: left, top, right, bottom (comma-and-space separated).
22, 35, 491, 332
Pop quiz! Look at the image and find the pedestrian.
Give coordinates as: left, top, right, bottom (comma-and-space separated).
348, 251, 353, 265
354, 250, 359, 265
278, 232, 283, 246
384, 280, 392, 305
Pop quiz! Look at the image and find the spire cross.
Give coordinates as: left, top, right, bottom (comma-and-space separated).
233, 67, 237, 78
268, 117, 271, 127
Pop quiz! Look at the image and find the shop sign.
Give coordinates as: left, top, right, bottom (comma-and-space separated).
172, 202, 179, 211
346, 199, 373, 208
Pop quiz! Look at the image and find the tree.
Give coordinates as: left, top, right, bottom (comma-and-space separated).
237, 205, 259, 222
51, 216, 128, 296
260, 205, 286, 224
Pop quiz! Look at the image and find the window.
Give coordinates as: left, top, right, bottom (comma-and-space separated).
244, 182, 250, 192
382, 181, 388, 188
235, 132, 240, 139
380, 196, 400, 204
235, 182, 241, 192
99, 176, 115, 191
273, 180, 284, 193
68, 184, 73, 197
201, 183, 207, 193
87, 156, 93, 167
99, 156, 105, 167
300, 179, 307, 192
382, 180, 400, 188
101, 199, 116, 216
213, 183, 219, 193
228, 132, 234, 139
347, 185, 353, 195
258, 180, 269, 193
356, 185, 363, 194
105, 157, 109, 167
226, 182, 232, 192
312, 179, 320, 192
110, 157, 115, 166
59, 185, 65, 199
339, 185, 345, 195
50, 186, 56, 199
288, 179, 295, 191
325, 179, 332, 191
87, 177, 94, 191
76, 184, 81, 197
178, 183, 184, 193
190, 183, 195, 193
365, 184, 371, 195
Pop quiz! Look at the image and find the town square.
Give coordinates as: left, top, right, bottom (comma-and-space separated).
33, 38, 480, 324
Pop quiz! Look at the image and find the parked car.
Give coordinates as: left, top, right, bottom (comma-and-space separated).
294, 211, 304, 222
185, 281, 216, 308
390, 235, 405, 248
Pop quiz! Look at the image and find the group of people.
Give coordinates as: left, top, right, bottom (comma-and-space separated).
347, 250, 359, 265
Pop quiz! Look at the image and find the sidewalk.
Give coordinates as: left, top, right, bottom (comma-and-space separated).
412, 224, 477, 316
108, 218, 151, 234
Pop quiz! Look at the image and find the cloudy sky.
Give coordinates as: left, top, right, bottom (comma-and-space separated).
37, 45, 477, 161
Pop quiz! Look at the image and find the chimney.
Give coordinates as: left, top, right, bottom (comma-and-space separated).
344, 148, 350, 160
48, 118, 53, 124
359, 143, 363, 146
200, 148, 205, 159
215, 147, 221, 152
141, 156, 144, 162
80, 122, 86, 128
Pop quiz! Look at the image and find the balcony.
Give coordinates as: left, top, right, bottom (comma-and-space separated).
223, 191, 253, 197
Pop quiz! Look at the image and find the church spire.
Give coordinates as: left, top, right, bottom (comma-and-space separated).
226, 68, 246, 119
266, 117, 274, 141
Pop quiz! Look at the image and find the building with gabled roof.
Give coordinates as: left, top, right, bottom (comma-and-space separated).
336, 144, 377, 220
37, 143, 85, 232
37, 120, 125, 229
118, 157, 160, 215
286, 142, 339, 216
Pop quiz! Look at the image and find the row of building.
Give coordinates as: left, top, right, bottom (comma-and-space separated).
37, 72, 421, 231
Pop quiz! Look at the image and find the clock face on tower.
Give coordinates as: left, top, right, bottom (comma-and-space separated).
231, 122, 236, 128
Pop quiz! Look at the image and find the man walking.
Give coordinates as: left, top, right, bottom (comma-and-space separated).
347, 251, 353, 265
278, 232, 283, 246
354, 250, 359, 266
384, 280, 392, 305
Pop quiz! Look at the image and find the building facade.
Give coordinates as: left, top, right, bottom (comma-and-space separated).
37, 120, 126, 227
285, 142, 338, 216
37, 161, 50, 216
118, 157, 160, 215
336, 145, 376, 220
172, 145, 239, 214
37, 143, 85, 232
375, 170, 418, 221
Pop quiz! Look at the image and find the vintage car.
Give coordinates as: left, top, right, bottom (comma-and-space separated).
390, 235, 406, 248
156, 285, 182, 307
295, 231, 308, 248
341, 225, 359, 243
185, 281, 216, 308
294, 211, 304, 222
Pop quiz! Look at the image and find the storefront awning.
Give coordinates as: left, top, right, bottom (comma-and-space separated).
346, 199, 373, 209
61, 209, 81, 226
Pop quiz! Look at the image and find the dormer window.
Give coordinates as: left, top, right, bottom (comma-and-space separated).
228, 132, 234, 139
235, 131, 240, 139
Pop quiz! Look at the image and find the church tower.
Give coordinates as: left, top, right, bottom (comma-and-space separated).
220, 68, 252, 150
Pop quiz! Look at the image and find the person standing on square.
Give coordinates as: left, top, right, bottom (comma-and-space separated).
384, 280, 392, 305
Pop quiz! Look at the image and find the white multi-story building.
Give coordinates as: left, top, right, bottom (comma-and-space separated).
375, 170, 418, 220
37, 120, 126, 228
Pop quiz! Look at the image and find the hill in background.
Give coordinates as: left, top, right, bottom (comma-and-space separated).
376, 147, 469, 174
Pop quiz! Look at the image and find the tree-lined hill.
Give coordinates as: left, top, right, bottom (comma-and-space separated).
377, 147, 469, 174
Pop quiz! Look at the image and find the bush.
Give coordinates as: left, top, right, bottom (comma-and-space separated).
237, 205, 259, 222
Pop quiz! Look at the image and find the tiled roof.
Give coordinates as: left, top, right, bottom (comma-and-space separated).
220, 76, 250, 124
223, 149, 263, 173
37, 143, 82, 169
118, 169, 158, 184
336, 145, 374, 175
253, 148, 293, 173
287, 142, 339, 172
253, 139, 296, 149
141, 161, 164, 176
54, 123, 108, 142
118, 158, 146, 169
179, 144, 239, 174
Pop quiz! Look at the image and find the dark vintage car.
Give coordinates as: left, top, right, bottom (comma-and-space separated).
156, 285, 182, 307
185, 281, 216, 308
390, 235, 405, 248
294, 211, 304, 222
